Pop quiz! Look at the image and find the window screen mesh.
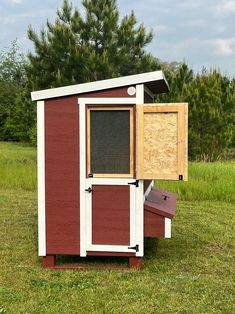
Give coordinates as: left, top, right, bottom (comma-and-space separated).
90, 110, 130, 174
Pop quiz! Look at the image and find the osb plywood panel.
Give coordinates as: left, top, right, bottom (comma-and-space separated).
143, 112, 178, 176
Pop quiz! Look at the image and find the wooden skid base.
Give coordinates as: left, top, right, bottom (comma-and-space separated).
42, 255, 142, 270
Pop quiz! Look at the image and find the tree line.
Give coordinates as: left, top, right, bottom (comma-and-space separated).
0, 0, 234, 160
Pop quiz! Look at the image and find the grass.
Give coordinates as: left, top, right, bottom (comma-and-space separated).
0, 142, 36, 191
156, 162, 235, 203
0, 141, 234, 313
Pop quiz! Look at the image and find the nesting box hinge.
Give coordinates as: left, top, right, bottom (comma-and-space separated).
128, 244, 139, 252
128, 180, 139, 187
162, 194, 169, 201
179, 175, 183, 181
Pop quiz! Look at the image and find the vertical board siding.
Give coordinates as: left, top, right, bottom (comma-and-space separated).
81, 86, 136, 98
45, 96, 80, 254
92, 185, 130, 245
144, 210, 165, 237
44, 87, 134, 255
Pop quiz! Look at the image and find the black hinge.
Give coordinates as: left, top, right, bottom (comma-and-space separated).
162, 194, 170, 201
128, 180, 139, 187
85, 187, 93, 193
128, 244, 139, 252
88, 173, 93, 178
179, 175, 183, 181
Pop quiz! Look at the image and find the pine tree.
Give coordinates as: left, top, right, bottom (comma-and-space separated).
0, 40, 26, 140
27, 0, 159, 90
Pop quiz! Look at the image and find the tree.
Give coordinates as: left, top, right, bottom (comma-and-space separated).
27, 0, 160, 90
158, 64, 235, 160
0, 40, 27, 140
4, 83, 36, 143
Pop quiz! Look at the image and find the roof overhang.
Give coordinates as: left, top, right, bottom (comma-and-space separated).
31, 70, 169, 101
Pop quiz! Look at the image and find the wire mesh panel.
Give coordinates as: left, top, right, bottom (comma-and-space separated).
89, 109, 131, 175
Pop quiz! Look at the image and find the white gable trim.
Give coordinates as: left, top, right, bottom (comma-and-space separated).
31, 71, 166, 101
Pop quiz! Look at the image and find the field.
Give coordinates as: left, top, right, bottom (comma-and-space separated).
0, 141, 234, 313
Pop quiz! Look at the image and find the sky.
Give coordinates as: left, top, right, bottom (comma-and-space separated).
0, 0, 235, 77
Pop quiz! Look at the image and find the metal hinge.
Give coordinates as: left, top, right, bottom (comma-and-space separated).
179, 175, 183, 180
85, 187, 93, 193
128, 180, 139, 187
162, 194, 170, 201
128, 244, 139, 252
88, 173, 93, 178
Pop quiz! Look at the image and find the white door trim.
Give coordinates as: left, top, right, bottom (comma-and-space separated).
78, 97, 136, 257
135, 84, 144, 256
86, 179, 136, 253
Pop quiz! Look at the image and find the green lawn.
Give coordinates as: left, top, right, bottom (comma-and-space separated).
0, 142, 234, 314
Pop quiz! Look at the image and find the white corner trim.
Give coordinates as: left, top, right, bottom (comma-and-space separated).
79, 102, 87, 257
37, 101, 46, 256
165, 218, 172, 238
136, 84, 144, 105
31, 70, 166, 101
135, 85, 144, 257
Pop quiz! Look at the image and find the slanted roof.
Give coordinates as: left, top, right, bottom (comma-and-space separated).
31, 70, 169, 101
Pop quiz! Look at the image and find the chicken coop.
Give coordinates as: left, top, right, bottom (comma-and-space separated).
31, 71, 188, 270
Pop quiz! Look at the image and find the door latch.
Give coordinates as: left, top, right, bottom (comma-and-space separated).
128, 180, 139, 187
128, 244, 139, 252
85, 187, 93, 193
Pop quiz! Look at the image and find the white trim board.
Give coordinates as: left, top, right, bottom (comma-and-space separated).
135, 84, 144, 257
37, 101, 46, 256
165, 218, 172, 238
31, 71, 168, 101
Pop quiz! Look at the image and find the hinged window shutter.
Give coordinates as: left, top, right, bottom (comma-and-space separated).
136, 103, 188, 181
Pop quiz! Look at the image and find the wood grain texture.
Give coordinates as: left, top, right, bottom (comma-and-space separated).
144, 111, 178, 177
137, 103, 188, 180
45, 95, 80, 255
92, 185, 130, 245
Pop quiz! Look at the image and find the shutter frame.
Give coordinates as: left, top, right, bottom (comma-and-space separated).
136, 103, 188, 181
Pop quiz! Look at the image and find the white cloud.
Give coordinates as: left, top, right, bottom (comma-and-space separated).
215, 0, 235, 16
152, 25, 172, 33
10, 0, 23, 3
211, 38, 235, 56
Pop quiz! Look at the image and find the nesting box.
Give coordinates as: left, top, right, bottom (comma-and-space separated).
31, 71, 188, 269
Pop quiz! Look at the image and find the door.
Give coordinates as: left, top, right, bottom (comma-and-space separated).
79, 101, 139, 256
85, 179, 137, 253
136, 103, 188, 180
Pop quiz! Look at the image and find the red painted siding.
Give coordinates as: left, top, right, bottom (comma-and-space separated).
44, 87, 134, 256
144, 180, 152, 193
144, 210, 165, 237
45, 95, 80, 254
92, 185, 130, 245
81, 86, 135, 98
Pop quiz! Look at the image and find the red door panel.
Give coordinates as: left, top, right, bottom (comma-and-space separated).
92, 185, 130, 245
